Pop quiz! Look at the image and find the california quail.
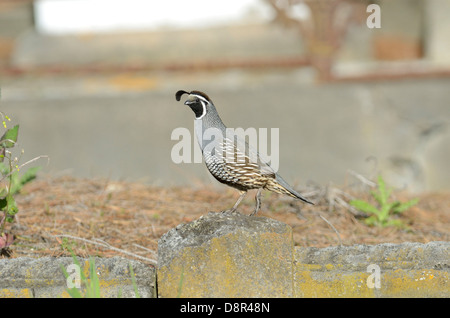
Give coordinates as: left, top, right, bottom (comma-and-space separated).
176, 90, 313, 215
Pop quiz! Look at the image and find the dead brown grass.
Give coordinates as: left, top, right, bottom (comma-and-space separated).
5, 175, 449, 264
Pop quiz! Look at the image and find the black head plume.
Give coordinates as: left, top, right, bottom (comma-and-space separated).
175, 90, 189, 101
176, 90, 211, 103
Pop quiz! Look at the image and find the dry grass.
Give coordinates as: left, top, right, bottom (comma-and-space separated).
4, 175, 450, 265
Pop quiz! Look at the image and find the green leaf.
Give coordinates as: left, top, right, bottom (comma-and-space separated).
8, 166, 42, 195
350, 200, 380, 215
0, 166, 42, 195
129, 263, 141, 298
0, 125, 19, 148
59, 264, 83, 298
392, 198, 419, 214
370, 189, 382, 206
0, 195, 18, 220
379, 202, 395, 222
66, 287, 83, 298
376, 175, 391, 206
0, 198, 6, 210
20, 166, 41, 186
9, 171, 20, 195
385, 219, 406, 228
364, 215, 378, 226
0, 162, 9, 175
87, 257, 101, 298
6, 194, 18, 218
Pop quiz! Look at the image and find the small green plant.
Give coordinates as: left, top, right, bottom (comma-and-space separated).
128, 262, 141, 298
0, 112, 43, 256
350, 175, 419, 227
0, 162, 41, 196
60, 251, 101, 298
60, 241, 141, 298
0, 123, 19, 228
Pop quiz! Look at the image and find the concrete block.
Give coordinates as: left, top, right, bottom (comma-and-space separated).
294, 242, 449, 297
0, 256, 156, 298
157, 211, 294, 297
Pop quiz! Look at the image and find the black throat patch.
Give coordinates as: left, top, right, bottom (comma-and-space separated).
188, 101, 205, 119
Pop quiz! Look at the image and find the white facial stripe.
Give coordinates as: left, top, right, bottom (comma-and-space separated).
191, 93, 208, 103
193, 94, 209, 104
197, 100, 207, 119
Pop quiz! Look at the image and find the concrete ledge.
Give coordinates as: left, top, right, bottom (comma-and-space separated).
0, 256, 156, 298
294, 242, 449, 297
157, 211, 449, 298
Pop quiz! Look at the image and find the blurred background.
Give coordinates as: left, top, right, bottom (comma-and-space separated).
0, 0, 449, 193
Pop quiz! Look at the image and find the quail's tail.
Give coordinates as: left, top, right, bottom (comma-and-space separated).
268, 174, 314, 205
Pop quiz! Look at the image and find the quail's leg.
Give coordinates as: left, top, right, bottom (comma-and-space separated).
226, 190, 247, 213
250, 188, 262, 216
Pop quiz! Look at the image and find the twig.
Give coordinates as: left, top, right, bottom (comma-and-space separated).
53, 234, 157, 265
334, 196, 365, 217
299, 189, 321, 200
318, 213, 343, 246
323, 177, 369, 217
347, 169, 376, 188
133, 243, 157, 256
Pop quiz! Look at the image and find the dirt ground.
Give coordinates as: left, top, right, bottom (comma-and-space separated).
3, 175, 450, 265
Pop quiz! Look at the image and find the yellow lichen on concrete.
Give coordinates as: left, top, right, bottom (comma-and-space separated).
0, 288, 33, 298
294, 270, 376, 298
381, 269, 449, 297
60, 289, 72, 298
294, 266, 449, 298
158, 230, 293, 298
23, 266, 55, 288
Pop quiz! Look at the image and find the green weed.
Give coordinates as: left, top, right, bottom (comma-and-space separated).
60, 241, 141, 298
350, 175, 419, 227
0, 110, 46, 255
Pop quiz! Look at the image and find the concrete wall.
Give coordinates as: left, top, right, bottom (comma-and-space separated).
0, 256, 156, 298
294, 242, 448, 297
156, 212, 449, 298
2, 76, 449, 192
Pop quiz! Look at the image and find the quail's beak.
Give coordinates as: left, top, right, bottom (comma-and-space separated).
184, 99, 194, 106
